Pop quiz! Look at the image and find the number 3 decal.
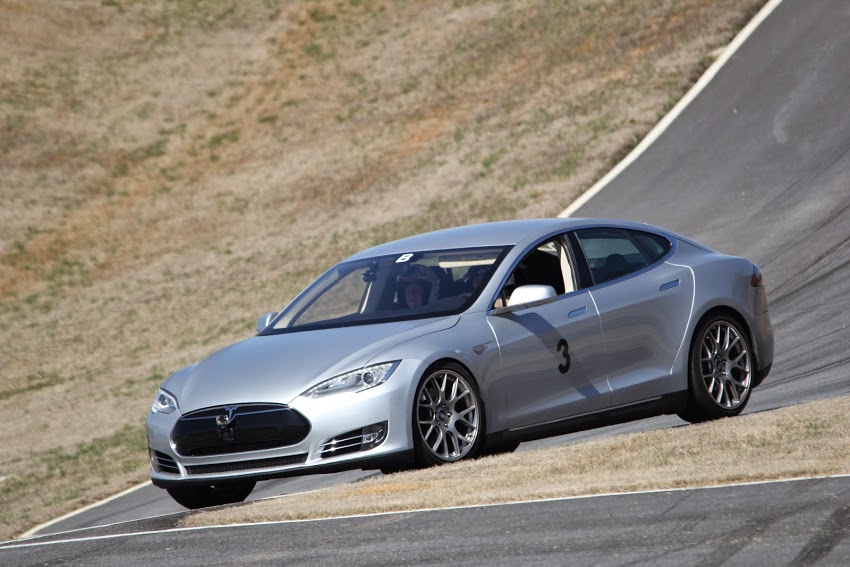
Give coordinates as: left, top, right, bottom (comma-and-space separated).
557, 338, 571, 374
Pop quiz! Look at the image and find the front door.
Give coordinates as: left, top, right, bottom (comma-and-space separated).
488, 291, 610, 428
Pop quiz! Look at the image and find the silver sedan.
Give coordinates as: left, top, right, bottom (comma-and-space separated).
146, 218, 774, 508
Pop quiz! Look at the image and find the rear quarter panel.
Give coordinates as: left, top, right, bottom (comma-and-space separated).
665, 241, 763, 392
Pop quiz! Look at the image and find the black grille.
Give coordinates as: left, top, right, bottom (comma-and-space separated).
153, 451, 180, 474
172, 404, 310, 457
186, 453, 308, 475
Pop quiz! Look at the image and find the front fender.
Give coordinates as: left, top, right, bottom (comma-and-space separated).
366, 313, 504, 433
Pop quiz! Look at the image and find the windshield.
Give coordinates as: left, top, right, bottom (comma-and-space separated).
265, 246, 510, 333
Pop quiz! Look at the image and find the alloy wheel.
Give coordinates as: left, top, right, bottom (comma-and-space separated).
699, 321, 752, 409
416, 369, 480, 462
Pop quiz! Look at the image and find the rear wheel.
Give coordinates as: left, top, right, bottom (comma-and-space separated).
678, 315, 753, 423
413, 363, 484, 466
166, 480, 256, 510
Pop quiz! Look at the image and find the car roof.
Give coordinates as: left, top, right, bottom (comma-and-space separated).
344, 218, 680, 261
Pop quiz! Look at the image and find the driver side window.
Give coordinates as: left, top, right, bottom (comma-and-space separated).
497, 238, 575, 307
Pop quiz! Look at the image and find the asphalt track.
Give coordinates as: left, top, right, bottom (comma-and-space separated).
4, 476, 850, 565
8, 0, 850, 562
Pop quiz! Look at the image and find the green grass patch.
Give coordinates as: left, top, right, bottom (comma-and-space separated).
207, 129, 240, 149
0, 424, 148, 539
0, 372, 64, 401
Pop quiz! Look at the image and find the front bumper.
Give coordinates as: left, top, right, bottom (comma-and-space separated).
146, 360, 420, 487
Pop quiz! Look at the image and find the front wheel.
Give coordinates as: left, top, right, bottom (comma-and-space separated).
166, 480, 256, 510
413, 363, 484, 466
678, 315, 753, 423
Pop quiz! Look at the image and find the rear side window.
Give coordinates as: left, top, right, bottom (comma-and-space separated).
631, 230, 671, 262
575, 228, 662, 285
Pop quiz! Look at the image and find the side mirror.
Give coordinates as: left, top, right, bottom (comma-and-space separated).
256, 311, 278, 333
507, 285, 557, 307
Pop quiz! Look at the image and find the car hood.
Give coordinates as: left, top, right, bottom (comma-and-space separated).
164, 316, 459, 413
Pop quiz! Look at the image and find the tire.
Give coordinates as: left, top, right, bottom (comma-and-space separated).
678, 314, 754, 423
482, 438, 520, 457
166, 480, 256, 510
379, 463, 407, 475
378, 454, 415, 475
413, 362, 485, 467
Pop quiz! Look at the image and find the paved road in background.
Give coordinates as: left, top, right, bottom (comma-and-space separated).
578, 0, 850, 417
11, 0, 850, 563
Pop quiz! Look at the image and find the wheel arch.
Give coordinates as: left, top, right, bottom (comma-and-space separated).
687, 305, 758, 371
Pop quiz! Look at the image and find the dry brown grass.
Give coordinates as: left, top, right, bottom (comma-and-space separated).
1, 0, 766, 539
184, 396, 850, 528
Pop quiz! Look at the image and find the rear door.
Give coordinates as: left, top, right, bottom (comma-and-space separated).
572, 228, 694, 406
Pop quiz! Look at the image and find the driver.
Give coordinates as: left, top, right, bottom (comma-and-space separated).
404, 280, 428, 308
397, 264, 441, 308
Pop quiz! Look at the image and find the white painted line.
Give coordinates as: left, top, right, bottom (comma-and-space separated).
4, 473, 849, 550
15, 481, 362, 543
18, 481, 152, 540
557, 0, 786, 218
15, 509, 189, 544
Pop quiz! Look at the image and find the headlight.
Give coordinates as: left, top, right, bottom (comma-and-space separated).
150, 389, 178, 414
302, 361, 400, 398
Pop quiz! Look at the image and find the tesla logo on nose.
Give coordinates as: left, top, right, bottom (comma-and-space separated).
216, 406, 237, 441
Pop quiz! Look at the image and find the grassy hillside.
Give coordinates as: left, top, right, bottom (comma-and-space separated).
0, 0, 764, 539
